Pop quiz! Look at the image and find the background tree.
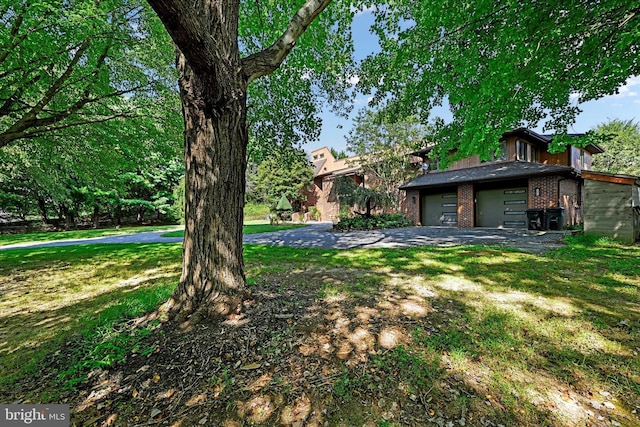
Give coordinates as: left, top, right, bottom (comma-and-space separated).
347, 109, 427, 210
254, 148, 315, 212
0, 110, 183, 227
0, 0, 177, 147
591, 119, 640, 176
331, 176, 389, 218
359, 1, 640, 164
330, 147, 348, 160
0, 0, 184, 228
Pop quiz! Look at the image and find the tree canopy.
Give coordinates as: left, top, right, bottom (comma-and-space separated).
254, 148, 314, 210
0, 0, 178, 148
359, 0, 640, 160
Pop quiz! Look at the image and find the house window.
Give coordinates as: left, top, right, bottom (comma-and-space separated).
579, 150, 585, 169
516, 139, 539, 163
516, 139, 527, 161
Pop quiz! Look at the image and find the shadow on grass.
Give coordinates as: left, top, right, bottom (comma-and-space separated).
1, 239, 638, 426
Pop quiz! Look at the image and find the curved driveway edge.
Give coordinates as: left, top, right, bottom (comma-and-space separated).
1, 222, 567, 253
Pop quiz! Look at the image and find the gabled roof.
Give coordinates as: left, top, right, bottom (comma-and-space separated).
400, 161, 580, 190
502, 128, 605, 154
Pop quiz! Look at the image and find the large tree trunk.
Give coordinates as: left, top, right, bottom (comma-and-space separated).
147, 0, 333, 326
162, 48, 248, 324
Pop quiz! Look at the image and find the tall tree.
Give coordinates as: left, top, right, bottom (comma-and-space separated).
591, 119, 640, 176
359, 1, 640, 161
146, 0, 354, 323
347, 109, 427, 210
254, 148, 315, 210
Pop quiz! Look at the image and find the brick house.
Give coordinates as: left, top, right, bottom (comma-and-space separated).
303, 147, 363, 221
400, 128, 604, 229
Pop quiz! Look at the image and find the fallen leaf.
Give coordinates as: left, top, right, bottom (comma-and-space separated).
132, 390, 139, 398
153, 373, 160, 383
240, 363, 261, 370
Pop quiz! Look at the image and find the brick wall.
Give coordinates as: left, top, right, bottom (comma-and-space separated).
528, 176, 583, 226
457, 184, 474, 228
405, 189, 421, 225
528, 176, 558, 209
304, 179, 340, 221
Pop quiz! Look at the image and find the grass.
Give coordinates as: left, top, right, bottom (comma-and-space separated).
0, 235, 638, 426
0, 225, 179, 247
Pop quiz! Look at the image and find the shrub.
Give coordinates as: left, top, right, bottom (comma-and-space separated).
244, 202, 270, 220
333, 213, 410, 231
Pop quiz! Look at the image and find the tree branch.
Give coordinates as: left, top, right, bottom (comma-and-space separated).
241, 0, 333, 85
0, 112, 142, 149
145, 0, 216, 74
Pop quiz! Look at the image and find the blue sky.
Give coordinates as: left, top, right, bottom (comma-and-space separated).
305, 10, 640, 154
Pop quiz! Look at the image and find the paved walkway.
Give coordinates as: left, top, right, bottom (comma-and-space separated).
1, 222, 567, 253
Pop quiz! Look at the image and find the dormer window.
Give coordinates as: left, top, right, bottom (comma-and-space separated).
516, 139, 539, 162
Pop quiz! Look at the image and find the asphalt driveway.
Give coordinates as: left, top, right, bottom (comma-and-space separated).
1, 222, 567, 253
244, 222, 566, 253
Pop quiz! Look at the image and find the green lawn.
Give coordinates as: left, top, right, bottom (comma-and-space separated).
0, 235, 638, 426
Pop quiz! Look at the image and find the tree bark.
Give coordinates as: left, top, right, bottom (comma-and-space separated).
146, 0, 333, 325
162, 47, 248, 324
37, 196, 48, 225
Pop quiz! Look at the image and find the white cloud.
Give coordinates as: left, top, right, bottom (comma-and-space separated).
353, 96, 373, 106
613, 75, 640, 98
347, 75, 360, 85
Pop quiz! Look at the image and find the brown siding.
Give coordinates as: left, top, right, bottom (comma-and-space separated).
457, 184, 474, 228
504, 136, 518, 161
584, 180, 637, 243
559, 179, 582, 226
540, 151, 568, 166
449, 155, 481, 170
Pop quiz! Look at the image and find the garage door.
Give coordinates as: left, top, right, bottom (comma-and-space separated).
421, 192, 458, 226
476, 187, 527, 228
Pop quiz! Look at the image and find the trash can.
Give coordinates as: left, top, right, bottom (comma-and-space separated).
545, 207, 565, 230
526, 208, 545, 230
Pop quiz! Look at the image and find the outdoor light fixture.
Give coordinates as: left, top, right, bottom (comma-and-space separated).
534, 188, 541, 196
